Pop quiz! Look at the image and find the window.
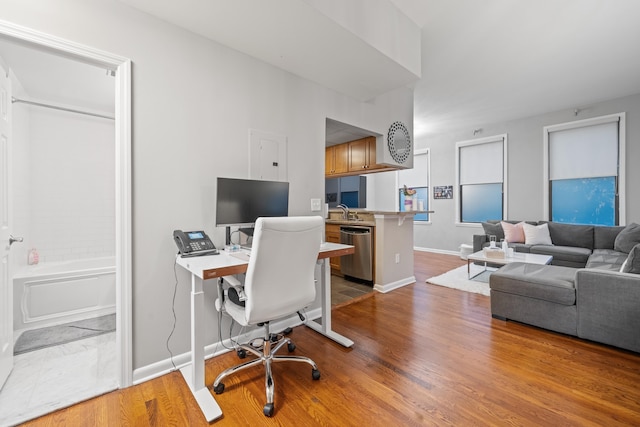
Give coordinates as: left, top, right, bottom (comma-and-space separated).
544, 113, 625, 226
456, 135, 507, 223
397, 149, 430, 222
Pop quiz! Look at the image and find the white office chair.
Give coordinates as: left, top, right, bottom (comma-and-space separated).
213, 216, 324, 417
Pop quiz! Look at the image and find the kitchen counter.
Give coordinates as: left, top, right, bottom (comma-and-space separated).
326, 209, 432, 227
325, 209, 434, 293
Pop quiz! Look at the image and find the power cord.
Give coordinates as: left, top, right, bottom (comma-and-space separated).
166, 254, 180, 371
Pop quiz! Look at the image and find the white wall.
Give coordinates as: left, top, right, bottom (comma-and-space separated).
0, 0, 413, 372
413, 92, 640, 253
27, 108, 115, 264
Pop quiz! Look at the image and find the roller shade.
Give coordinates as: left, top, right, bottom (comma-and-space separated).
398, 152, 427, 188
459, 140, 503, 185
549, 121, 618, 180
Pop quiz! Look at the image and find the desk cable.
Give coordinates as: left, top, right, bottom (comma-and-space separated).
166, 254, 180, 371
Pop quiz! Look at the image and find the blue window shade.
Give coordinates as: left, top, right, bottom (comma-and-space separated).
461, 183, 502, 223
340, 191, 359, 208
398, 187, 429, 221
551, 177, 616, 226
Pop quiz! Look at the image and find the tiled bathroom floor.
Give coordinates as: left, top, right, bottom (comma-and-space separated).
0, 332, 117, 427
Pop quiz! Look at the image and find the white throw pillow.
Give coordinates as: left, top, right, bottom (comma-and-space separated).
522, 223, 553, 245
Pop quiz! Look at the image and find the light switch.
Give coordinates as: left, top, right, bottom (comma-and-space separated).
311, 198, 322, 211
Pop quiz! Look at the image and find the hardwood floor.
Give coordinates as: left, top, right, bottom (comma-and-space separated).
21, 252, 640, 426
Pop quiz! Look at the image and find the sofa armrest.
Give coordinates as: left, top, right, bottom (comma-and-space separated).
473, 234, 488, 253
575, 269, 640, 353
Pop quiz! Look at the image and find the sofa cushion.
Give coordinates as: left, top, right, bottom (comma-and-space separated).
594, 225, 625, 250
614, 222, 640, 253
482, 222, 504, 241
621, 244, 640, 274
502, 221, 525, 243
545, 222, 594, 249
587, 249, 628, 271
531, 245, 591, 266
523, 223, 553, 245
490, 263, 577, 305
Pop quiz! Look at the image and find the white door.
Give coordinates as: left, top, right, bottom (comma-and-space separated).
0, 60, 13, 389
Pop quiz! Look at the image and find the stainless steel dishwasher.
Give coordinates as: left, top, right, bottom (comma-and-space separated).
340, 226, 373, 282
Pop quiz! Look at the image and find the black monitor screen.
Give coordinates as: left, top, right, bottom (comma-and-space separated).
215, 177, 289, 227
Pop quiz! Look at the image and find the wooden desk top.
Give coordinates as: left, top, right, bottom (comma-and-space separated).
176, 242, 354, 281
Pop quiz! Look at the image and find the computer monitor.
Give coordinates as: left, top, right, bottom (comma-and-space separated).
215, 177, 289, 244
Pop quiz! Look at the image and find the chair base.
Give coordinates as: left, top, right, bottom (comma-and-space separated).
212, 323, 320, 417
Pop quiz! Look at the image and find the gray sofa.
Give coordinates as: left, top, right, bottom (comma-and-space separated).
474, 221, 640, 353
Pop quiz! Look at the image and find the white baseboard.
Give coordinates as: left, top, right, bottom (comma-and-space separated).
414, 246, 459, 256
373, 276, 416, 293
132, 309, 319, 385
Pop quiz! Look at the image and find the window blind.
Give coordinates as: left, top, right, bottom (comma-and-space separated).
549, 121, 618, 180
398, 152, 427, 188
459, 140, 503, 185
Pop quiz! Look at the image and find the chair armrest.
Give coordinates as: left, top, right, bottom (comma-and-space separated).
473, 234, 488, 253
223, 275, 242, 288
575, 269, 640, 353
222, 275, 247, 302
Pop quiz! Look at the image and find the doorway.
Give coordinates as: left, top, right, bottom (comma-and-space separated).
0, 22, 131, 425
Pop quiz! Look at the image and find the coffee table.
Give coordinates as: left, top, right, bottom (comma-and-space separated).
467, 250, 552, 279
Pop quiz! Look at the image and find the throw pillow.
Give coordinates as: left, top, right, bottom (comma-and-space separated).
621, 243, 640, 274
522, 223, 553, 245
614, 222, 640, 253
501, 221, 525, 243
481, 222, 504, 240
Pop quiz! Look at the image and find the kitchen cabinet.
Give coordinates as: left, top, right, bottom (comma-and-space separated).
325, 144, 349, 175
348, 136, 380, 172
325, 223, 343, 274
325, 136, 392, 177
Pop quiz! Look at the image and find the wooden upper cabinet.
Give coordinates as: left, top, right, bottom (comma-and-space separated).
325, 136, 390, 177
325, 144, 349, 175
348, 136, 379, 172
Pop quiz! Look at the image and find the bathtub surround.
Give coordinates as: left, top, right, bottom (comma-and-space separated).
13, 257, 116, 332
13, 106, 115, 267
14, 313, 115, 355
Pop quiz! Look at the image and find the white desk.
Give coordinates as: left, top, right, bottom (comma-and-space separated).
175, 242, 355, 422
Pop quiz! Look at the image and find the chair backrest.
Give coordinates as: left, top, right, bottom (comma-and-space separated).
243, 216, 323, 325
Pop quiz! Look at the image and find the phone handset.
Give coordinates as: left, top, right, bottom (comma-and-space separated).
173, 230, 218, 257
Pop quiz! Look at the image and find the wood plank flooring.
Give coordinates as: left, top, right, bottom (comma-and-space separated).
21, 251, 640, 426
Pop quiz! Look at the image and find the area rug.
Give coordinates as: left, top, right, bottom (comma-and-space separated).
426, 265, 495, 296
14, 313, 116, 355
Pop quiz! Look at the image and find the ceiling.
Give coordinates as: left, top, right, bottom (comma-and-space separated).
394, 0, 640, 137
2, 0, 639, 141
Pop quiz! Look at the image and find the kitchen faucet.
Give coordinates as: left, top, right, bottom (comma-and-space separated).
337, 204, 349, 220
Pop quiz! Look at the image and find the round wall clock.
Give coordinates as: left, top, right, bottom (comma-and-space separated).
387, 121, 411, 164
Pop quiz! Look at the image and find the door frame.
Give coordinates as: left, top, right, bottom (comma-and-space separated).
0, 19, 133, 387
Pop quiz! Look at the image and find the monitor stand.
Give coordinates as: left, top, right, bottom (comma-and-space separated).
239, 227, 254, 250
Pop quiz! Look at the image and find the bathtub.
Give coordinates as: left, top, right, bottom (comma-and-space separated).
13, 256, 116, 332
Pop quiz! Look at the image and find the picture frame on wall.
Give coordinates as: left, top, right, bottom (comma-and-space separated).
434, 185, 453, 199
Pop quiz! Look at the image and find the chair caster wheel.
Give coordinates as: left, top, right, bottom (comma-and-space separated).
213, 383, 225, 394
287, 342, 296, 352
263, 403, 274, 417
237, 348, 247, 359
312, 369, 321, 380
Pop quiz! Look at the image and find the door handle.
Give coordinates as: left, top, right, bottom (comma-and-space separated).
9, 235, 24, 246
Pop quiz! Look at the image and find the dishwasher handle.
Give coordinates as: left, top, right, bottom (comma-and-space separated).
340, 226, 371, 234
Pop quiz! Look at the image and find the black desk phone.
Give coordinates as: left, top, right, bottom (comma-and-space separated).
173, 230, 218, 257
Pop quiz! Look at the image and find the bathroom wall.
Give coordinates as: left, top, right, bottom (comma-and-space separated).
12, 104, 115, 267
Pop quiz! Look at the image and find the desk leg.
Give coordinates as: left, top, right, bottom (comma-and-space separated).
179, 274, 222, 422
305, 259, 354, 348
